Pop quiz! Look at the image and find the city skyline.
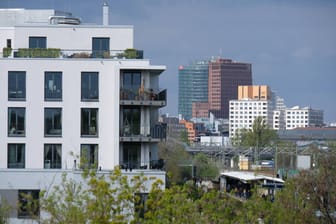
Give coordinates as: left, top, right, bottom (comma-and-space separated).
1, 0, 335, 122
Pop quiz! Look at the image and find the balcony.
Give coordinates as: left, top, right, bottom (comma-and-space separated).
120, 88, 167, 107
119, 159, 164, 170
120, 123, 167, 142
1, 48, 143, 59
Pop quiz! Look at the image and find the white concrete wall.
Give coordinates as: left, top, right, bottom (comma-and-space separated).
13, 25, 133, 51
0, 27, 15, 56
0, 59, 121, 170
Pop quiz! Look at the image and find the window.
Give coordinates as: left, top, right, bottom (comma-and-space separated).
29, 37, 46, 48
7, 39, 12, 48
45, 108, 62, 136
81, 108, 98, 136
8, 71, 26, 100
135, 193, 148, 218
122, 143, 141, 169
18, 190, 40, 218
7, 144, 25, 168
80, 144, 98, 169
122, 71, 141, 100
122, 107, 140, 136
45, 72, 62, 100
81, 72, 99, 101
92, 37, 110, 58
44, 144, 61, 169
8, 108, 25, 136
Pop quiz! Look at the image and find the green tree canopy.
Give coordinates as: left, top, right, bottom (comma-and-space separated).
193, 153, 219, 180
234, 116, 278, 147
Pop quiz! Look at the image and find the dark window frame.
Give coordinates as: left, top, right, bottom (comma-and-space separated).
80, 144, 98, 169
8, 71, 26, 101
45, 72, 62, 101
29, 36, 46, 49
8, 107, 26, 137
44, 144, 62, 169
81, 108, 98, 137
81, 72, 99, 101
122, 143, 141, 169
122, 107, 140, 136
7, 144, 25, 168
44, 108, 62, 137
92, 37, 110, 58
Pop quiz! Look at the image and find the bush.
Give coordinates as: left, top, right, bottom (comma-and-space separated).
2, 47, 12, 57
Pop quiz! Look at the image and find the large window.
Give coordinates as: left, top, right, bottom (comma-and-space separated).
81, 108, 98, 136
44, 144, 62, 169
81, 72, 99, 101
7, 144, 25, 168
45, 72, 62, 100
80, 144, 98, 169
122, 107, 140, 136
18, 190, 40, 218
8, 71, 26, 100
122, 143, 140, 169
8, 107, 25, 137
44, 108, 62, 136
29, 36, 46, 48
92, 37, 110, 58
122, 71, 141, 100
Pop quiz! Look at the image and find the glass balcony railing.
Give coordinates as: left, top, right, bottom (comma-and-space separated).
120, 123, 167, 142
120, 88, 167, 106
119, 159, 164, 170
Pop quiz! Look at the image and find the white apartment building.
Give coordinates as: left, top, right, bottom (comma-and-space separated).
0, 7, 166, 222
273, 110, 286, 130
229, 99, 273, 137
285, 106, 324, 130
272, 96, 286, 130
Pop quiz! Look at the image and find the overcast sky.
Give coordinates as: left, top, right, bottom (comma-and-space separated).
1, 0, 336, 122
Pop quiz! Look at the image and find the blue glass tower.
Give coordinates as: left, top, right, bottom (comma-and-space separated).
178, 60, 209, 120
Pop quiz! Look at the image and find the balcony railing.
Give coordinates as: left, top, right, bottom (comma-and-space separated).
1, 48, 143, 59
120, 88, 166, 107
119, 159, 164, 170
120, 123, 167, 142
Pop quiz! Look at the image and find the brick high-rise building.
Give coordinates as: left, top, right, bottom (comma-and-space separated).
208, 59, 252, 119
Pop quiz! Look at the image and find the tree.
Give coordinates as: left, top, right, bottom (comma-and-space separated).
39, 167, 152, 224
235, 116, 278, 148
159, 141, 192, 184
0, 200, 10, 224
179, 130, 189, 145
193, 153, 219, 180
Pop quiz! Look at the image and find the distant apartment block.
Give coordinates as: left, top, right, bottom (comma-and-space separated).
229, 85, 274, 137
272, 96, 286, 130
285, 106, 324, 130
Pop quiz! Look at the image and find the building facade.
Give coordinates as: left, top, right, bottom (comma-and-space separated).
229, 85, 274, 137
285, 106, 324, 130
0, 7, 166, 222
208, 58, 252, 119
178, 60, 209, 120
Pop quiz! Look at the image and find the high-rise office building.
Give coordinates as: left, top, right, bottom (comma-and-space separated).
178, 60, 209, 120
208, 58, 252, 119
0, 7, 166, 222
